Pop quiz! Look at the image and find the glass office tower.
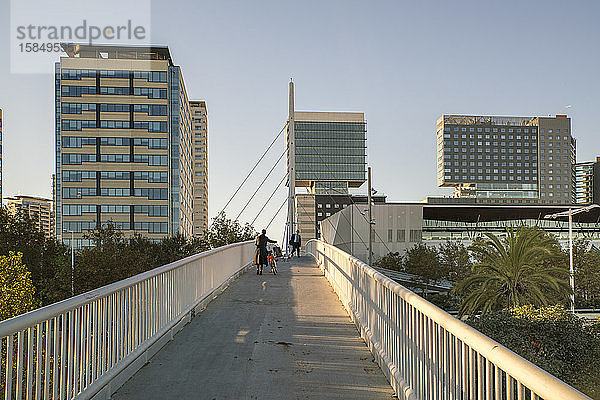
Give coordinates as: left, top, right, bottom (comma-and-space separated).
290, 111, 367, 239
55, 44, 194, 247
293, 111, 366, 194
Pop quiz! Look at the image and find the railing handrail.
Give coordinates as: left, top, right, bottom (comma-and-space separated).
1, 240, 255, 399
0, 240, 252, 337
306, 239, 590, 400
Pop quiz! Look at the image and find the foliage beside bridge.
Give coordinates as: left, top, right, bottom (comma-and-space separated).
468, 305, 600, 399
0, 208, 256, 321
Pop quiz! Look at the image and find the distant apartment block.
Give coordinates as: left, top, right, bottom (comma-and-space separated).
575, 158, 600, 205
55, 44, 195, 247
6, 195, 54, 239
289, 111, 367, 239
190, 101, 208, 236
436, 115, 576, 204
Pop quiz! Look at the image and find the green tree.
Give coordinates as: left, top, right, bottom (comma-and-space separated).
373, 252, 404, 271
76, 224, 212, 295
0, 208, 72, 306
454, 226, 570, 317
0, 252, 37, 321
438, 240, 472, 282
205, 213, 257, 248
76, 224, 128, 293
574, 241, 600, 309
404, 243, 443, 298
36, 239, 72, 304
160, 234, 210, 263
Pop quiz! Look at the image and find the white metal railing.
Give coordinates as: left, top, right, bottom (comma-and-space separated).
306, 239, 591, 400
0, 241, 254, 400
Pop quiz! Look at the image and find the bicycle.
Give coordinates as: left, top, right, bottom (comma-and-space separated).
267, 247, 278, 274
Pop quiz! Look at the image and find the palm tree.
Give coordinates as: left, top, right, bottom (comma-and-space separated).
454, 226, 571, 317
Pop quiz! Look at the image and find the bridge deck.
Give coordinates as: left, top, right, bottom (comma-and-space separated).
114, 255, 395, 399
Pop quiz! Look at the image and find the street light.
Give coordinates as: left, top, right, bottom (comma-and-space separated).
64, 229, 75, 296
544, 204, 600, 313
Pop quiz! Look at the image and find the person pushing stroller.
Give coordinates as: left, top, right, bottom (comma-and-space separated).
254, 229, 277, 275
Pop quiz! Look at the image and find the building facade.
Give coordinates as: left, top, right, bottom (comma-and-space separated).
575, 158, 600, 205
190, 101, 208, 236
296, 193, 386, 239
290, 111, 367, 239
322, 203, 600, 263
436, 115, 576, 204
6, 195, 54, 239
55, 44, 195, 247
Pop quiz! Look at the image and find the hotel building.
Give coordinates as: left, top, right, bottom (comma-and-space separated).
55, 44, 195, 247
436, 115, 576, 204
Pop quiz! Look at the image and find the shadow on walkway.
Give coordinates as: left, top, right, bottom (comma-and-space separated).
114, 255, 395, 400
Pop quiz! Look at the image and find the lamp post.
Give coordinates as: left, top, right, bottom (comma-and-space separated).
64, 229, 75, 296
367, 167, 373, 266
544, 204, 600, 313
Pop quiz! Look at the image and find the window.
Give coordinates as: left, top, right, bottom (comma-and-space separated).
133, 87, 167, 99
397, 230, 405, 242
61, 69, 96, 80
99, 87, 130, 96
409, 230, 422, 242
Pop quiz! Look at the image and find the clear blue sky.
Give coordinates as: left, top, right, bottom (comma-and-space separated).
1, 0, 599, 242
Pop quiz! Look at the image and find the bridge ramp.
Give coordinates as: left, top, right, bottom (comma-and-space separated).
114, 255, 395, 399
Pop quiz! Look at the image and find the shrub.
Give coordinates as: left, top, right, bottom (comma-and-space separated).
467, 305, 600, 399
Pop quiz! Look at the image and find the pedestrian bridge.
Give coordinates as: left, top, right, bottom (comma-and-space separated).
0, 240, 591, 399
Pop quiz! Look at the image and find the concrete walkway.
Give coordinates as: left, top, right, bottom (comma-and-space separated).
114, 256, 395, 400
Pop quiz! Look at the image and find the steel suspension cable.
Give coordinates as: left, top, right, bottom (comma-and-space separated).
266, 198, 288, 230
211, 122, 287, 228
235, 149, 286, 222
251, 172, 288, 226
322, 185, 395, 256
304, 142, 394, 256
296, 198, 369, 251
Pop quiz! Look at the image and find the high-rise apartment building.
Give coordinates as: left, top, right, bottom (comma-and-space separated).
55, 44, 195, 247
190, 101, 208, 236
436, 115, 575, 204
575, 158, 600, 205
289, 111, 367, 239
6, 195, 54, 239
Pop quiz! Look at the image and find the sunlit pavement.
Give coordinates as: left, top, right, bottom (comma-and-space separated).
114, 255, 395, 399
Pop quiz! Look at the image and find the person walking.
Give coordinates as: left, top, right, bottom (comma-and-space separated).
290, 230, 301, 257
254, 229, 276, 275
